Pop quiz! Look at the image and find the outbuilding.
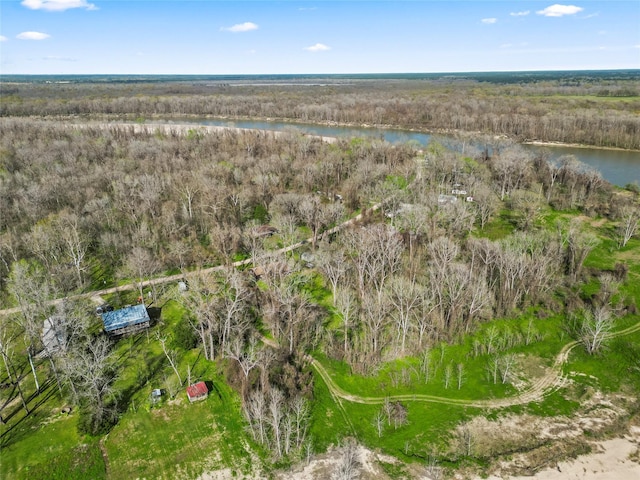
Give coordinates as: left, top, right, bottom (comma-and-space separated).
186, 381, 209, 403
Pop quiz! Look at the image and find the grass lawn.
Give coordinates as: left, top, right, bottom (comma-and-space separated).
1, 411, 106, 480
309, 367, 352, 452
104, 382, 260, 480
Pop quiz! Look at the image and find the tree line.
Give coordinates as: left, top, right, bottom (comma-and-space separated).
2, 76, 639, 149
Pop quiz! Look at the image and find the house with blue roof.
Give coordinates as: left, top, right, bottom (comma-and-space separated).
101, 304, 150, 336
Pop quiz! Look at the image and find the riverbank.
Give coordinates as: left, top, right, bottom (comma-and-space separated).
523, 139, 640, 153
5, 115, 638, 185
139, 113, 640, 153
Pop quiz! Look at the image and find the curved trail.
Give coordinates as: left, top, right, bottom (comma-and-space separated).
310, 319, 640, 410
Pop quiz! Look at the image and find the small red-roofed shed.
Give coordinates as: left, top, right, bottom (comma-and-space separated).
186, 381, 208, 403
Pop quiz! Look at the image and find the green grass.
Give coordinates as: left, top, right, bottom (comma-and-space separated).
474, 210, 515, 240
24, 438, 106, 480
566, 330, 640, 393
105, 379, 259, 480
519, 390, 582, 418
101, 298, 266, 479
314, 313, 568, 403
0, 412, 105, 480
341, 394, 479, 463
309, 369, 352, 451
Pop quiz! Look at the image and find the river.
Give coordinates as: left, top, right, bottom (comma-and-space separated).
160, 118, 640, 187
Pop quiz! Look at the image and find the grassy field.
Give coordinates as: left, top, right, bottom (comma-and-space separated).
104, 382, 259, 480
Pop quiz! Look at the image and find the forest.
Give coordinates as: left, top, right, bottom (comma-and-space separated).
1, 74, 640, 479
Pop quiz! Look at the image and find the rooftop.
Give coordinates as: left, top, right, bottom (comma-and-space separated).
186, 381, 209, 401
101, 304, 150, 333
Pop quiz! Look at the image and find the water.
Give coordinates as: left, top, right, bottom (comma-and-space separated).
161, 118, 640, 187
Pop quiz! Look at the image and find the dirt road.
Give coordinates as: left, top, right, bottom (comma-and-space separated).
310, 319, 640, 410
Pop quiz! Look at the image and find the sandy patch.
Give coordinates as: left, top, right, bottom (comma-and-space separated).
482, 437, 640, 480
276, 444, 400, 480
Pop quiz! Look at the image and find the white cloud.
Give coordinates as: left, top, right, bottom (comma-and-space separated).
43, 55, 78, 61
305, 43, 330, 52
510, 10, 530, 17
634, 45, 640, 49
481, 18, 497, 24
22, 0, 97, 11
221, 22, 258, 33
536, 4, 584, 17
0, 35, 7, 42
17, 31, 51, 40
501, 42, 529, 49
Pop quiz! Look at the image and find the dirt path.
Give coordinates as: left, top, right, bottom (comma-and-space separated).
310, 319, 640, 410
99, 437, 110, 477
0, 201, 381, 317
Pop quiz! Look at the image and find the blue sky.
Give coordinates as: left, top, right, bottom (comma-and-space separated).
1, 0, 638, 74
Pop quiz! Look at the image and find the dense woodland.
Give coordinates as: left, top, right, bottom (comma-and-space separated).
1, 77, 640, 478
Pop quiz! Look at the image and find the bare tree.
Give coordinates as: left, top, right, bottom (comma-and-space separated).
443, 363, 453, 389
394, 206, 430, 262
244, 389, 268, 445
7, 260, 55, 391
156, 332, 183, 386
456, 363, 465, 390
472, 184, 499, 230
225, 336, 260, 397
419, 347, 433, 384
487, 355, 500, 384
579, 306, 615, 355
373, 410, 385, 438
499, 354, 517, 384
298, 195, 344, 250
0, 322, 30, 416
268, 388, 285, 458
56, 212, 89, 289
344, 224, 403, 301
387, 275, 423, 355
334, 287, 359, 357
176, 271, 221, 361
317, 246, 349, 303
61, 334, 117, 435
360, 292, 391, 359
492, 145, 532, 200
560, 219, 600, 281
332, 439, 361, 480
217, 268, 253, 355
123, 246, 159, 302
424, 453, 443, 480
510, 189, 543, 231
616, 204, 640, 248
458, 425, 475, 457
